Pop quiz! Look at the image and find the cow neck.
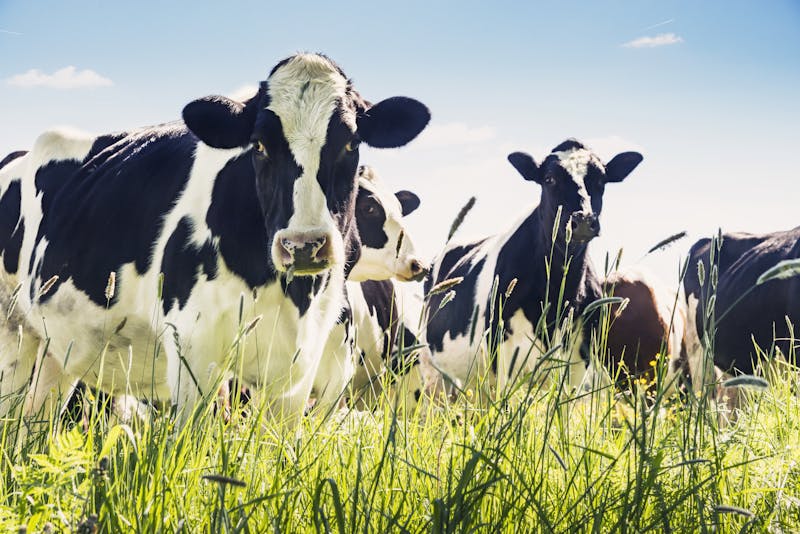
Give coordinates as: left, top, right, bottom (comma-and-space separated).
525, 206, 590, 302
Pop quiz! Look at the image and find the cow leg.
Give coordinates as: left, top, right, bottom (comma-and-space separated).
23, 343, 75, 435
311, 324, 355, 416
0, 324, 41, 436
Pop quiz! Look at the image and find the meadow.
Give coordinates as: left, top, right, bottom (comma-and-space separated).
2, 244, 799, 533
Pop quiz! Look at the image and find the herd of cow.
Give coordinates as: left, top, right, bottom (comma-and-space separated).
0, 53, 797, 436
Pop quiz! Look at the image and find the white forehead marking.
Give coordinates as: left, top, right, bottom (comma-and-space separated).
554, 148, 600, 181
267, 54, 355, 155
267, 54, 355, 232
554, 148, 599, 212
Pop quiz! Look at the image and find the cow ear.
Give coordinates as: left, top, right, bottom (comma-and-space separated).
507, 152, 541, 183
395, 190, 421, 216
357, 97, 431, 148
183, 88, 261, 149
605, 152, 643, 183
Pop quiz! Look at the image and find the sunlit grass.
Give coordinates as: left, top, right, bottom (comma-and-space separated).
2, 347, 799, 532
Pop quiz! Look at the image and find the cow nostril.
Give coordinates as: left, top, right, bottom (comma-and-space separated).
278, 239, 294, 264
410, 259, 422, 274
314, 236, 332, 261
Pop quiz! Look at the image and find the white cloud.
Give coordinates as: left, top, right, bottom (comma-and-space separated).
411, 121, 496, 150
623, 33, 684, 49
6, 66, 113, 89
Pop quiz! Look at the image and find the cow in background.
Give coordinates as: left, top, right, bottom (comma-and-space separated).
313, 166, 428, 413
683, 228, 800, 399
602, 268, 688, 395
424, 139, 643, 398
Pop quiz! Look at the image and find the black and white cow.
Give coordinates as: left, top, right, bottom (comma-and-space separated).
348, 165, 426, 283
424, 140, 642, 396
312, 167, 427, 412
0, 53, 430, 428
683, 228, 800, 387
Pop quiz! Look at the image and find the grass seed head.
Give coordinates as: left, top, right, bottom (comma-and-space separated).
105, 271, 116, 301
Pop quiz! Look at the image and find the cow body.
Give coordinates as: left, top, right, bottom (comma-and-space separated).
0, 54, 430, 428
684, 228, 800, 381
425, 140, 643, 396
603, 268, 687, 393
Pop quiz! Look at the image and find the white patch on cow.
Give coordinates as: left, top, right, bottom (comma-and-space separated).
313, 318, 355, 413
348, 167, 423, 282
555, 147, 600, 214
29, 128, 96, 164
267, 55, 353, 267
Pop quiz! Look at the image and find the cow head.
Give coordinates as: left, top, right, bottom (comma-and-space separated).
347, 165, 428, 282
183, 54, 430, 276
507, 139, 642, 245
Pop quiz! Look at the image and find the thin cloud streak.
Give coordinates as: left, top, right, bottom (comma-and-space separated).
0, 29, 23, 35
623, 33, 684, 49
640, 19, 675, 32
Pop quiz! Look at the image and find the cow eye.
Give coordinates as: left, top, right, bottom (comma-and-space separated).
345, 139, 361, 153
544, 175, 556, 186
253, 140, 268, 157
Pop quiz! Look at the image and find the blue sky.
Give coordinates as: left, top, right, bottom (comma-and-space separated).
1, 1, 799, 285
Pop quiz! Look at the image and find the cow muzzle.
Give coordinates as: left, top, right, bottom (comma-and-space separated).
273, 229, 336, 275
569, 212, 600, 244
397, 257, 430, 282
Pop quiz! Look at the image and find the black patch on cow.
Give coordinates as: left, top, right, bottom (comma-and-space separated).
336, 298, 352, 325
317, 111, 361, 244
280, 275, 327, 317
87, 133, 128, 160
206, 153, 273, 288
355, 188, 388, 249
683, 232, 770, 355
426, 251, 486, 354
552, 139, 586, 152
35, 125, 196, 305
704, 228, 800, 374
390, 324, 421, 374
0, 180, 23, 273
361, 280, 398, 359
4, 217, 24, 274
161, 217, 219, 314
359, 280, 420, 377
0, 151, 26, 171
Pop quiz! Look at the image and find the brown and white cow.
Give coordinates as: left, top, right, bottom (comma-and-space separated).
603, 268, 688, 395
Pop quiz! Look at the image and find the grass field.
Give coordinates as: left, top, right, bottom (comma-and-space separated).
2, 360, 799, 532
2, 248, 799, 533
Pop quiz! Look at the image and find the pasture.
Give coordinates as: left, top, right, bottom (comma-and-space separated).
1, 245, 799, 532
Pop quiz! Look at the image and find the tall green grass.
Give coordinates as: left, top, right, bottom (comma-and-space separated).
1, 230, 799, 532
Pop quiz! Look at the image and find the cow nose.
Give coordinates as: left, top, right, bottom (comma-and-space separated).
569, 213, 600, 243
273, 229, 334, 275
408, 258, 430, 282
